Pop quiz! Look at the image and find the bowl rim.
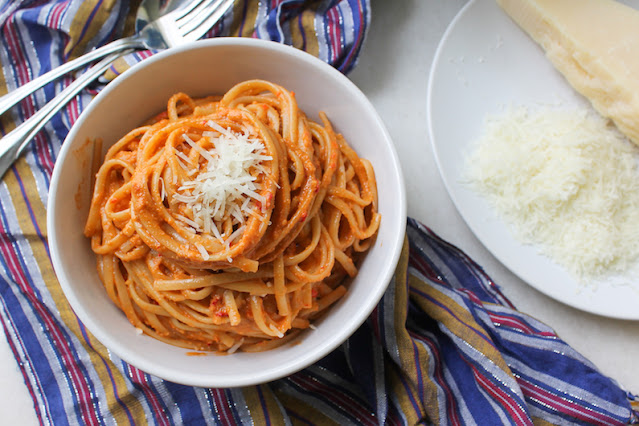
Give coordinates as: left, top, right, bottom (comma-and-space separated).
47, 37, 407, 387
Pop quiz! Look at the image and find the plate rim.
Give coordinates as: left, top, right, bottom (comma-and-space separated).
425, 0, 639, 321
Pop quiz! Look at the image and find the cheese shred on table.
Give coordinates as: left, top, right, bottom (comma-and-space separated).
465, 106, 639, 282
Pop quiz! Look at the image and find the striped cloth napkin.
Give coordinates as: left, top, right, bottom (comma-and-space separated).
0, 1, 637, 424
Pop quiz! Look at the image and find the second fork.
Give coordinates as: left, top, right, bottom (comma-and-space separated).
0, 0, 234, 119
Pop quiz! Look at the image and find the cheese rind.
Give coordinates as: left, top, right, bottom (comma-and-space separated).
496, 0, 639, 146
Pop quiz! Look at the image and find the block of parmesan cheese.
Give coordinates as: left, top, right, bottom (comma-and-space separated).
496, 0, 639, 147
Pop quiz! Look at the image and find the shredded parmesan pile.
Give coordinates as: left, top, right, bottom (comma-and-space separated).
465, 105, 639, 283
173, 121, 272, 249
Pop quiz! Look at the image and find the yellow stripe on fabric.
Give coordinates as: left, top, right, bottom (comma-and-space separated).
408, 275, 512, 375
1, 112, 15, 137
387, 362, 428, 425
66, 0, 120, 59
531, 417, 555, 426
295, 7, 320, 58
122, 0, 143, 37
275, 391, 342, 426
0, 55, 16, 134
390, 238, 433, 424
103, 56, 132, 81
229, 0, 258, 37
0, 56, 7, 97
4, 160, 143, 425
242, 385, 288, 426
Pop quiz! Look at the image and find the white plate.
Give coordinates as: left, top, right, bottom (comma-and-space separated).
427, 0, 639, 320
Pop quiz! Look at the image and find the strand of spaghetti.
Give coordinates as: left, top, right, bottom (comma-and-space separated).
215, 279, 307, 295
223, 290, 241, 326
333, 248, 358, 277
273, 254, 289, 317
316, 286, 348, 312
283, 215, 323, 266
249, 296, 281, 337
285, 224, 335, 283
307, 120, 339, 218
155, 269, 274, 290
325, 196, 381, 241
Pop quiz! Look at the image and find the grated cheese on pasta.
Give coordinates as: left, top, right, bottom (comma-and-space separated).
173, 121, 272, 246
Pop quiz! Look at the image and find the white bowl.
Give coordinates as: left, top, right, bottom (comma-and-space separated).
47, 38, 406, 387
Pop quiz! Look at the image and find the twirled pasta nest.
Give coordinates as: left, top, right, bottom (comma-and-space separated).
85, 80, 380, 352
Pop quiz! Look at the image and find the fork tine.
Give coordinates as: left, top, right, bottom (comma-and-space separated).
174, 0, 221, 32
177, 0, 234, 41
168, 0, 208, 21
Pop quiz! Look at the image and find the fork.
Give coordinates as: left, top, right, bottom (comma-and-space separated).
0, 54, 128, 179
0, 0, 235, 118
0, 0, 234, 179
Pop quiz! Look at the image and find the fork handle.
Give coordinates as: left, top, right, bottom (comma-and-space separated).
0, 36, 143, 118
0, 52, 128, 180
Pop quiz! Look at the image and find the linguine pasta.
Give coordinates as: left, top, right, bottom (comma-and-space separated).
84, 79, 380, 353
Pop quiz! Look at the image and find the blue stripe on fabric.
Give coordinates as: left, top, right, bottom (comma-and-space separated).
409, 236, 501, 332
373, 287, 388, 354
408, 219, 637, 424
0, 276, 55, 423
296, 11, 306, 50
303, 363, 371, 414
165, 382, 207, 425
283, 372, 366, 425
99, 0, 129, 47
3, 22, 36, 123
0, 1, 12, 16
405, 332, 427, 407
390, 356, 423, 417
12, 169, 50, 259
412, 291, 529, 414
513, 371, 628, 425
225, 388, 244, 424
21, 4, 55, 75
408, 280, 495, 351
332, 1, 345, 66
339, 0, 367, 73
261, 2, 279, 42
345, 322, 381, 412
412, 330, 467, 423
483, 305, 550, 336
14, 5, 61, 185
0, 188, 44, 302
319, 0, 333, 66
0, 193, 106, 424
286, 408, 315, 425
200, 387, 223, 425
0, 291, 72, 425
0, 305, 47, 423
408, 288, 531, 421
506, 345, 631, 415
237, 0, 249, 36
64, 0, 104, 60
142, 374, 175, 425
43, 309, 107, 425
26, 133, 53, 187
420, 234, 487, 296
256, 385, 272, 426
411, 221, 501, 306
76, 319, 137, 425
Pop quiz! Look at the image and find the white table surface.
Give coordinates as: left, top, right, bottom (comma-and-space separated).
1, 0, 638, 423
